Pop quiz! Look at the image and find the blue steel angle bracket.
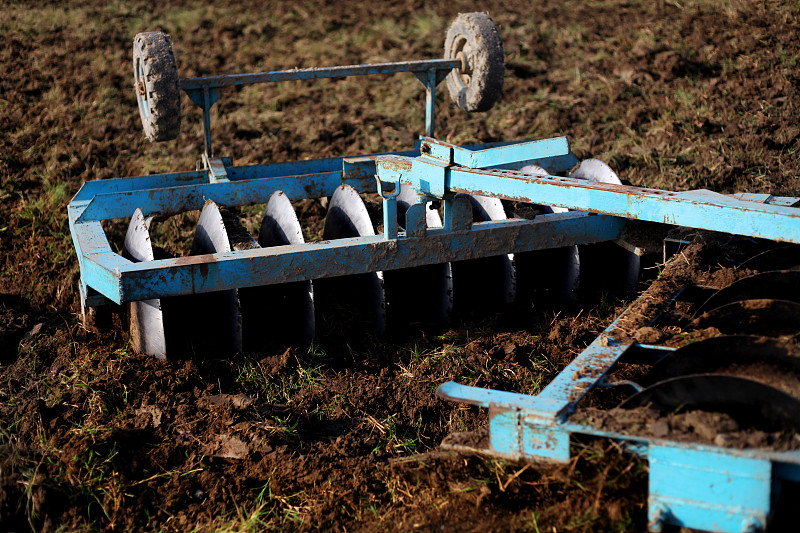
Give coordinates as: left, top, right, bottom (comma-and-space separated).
417, 135, 572, 169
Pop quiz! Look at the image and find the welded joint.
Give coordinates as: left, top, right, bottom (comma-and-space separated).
420, 139, 453, 163
375, 152, 449, 199
648, 504, 669, 533
412, 68, 450, 89
202, 153, 229, 183
376, 177, 401, 240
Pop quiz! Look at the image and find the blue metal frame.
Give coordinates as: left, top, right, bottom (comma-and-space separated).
437, 284, 800, 533
68, 137, 613, 305
70, 51, 800, 533
180, 59, 459, 156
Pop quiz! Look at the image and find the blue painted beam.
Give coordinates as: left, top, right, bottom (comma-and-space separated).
440, 167, 800, 244
71, 170, 209, 203
375, 156, 800, 243
83, 213, 624, 303
436, 381, 541, 410
228, 150, 420, 181
420, 136, 572, 169
536, 319, 634, 407
67, 140, 552, 208
75, 171, 361, 221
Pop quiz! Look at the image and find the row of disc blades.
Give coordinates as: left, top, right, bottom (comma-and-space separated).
122, 159, 639, 359
620, 246, 800, 433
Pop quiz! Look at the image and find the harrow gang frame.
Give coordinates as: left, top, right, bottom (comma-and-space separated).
438, 293, 800, 533
69, 51, 800, 533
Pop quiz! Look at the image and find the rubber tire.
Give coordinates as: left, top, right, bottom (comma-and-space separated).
133, 32, 181, 142
444, 13, 505, 112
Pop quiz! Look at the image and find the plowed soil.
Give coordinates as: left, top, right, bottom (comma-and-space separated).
2, 1, 800, 531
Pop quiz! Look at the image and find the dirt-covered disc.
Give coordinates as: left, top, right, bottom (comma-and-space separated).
690, 298, 800, 336
739, 245, 800, 272
388, 185, 453, 325
190, 201, 247, 354
620, 374, 800, 432
695, 270, 800, 315
122, 208, 167, 358
451, 194, 516, 313
641, 335, 800, 396
321, 184, 386, 334
255, 190, 316, 344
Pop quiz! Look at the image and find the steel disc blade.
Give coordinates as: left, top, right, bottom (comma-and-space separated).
569, 160, 638, 296
387, 185, 453, 325
515, 246, 580, 308
519, 164, 549, 177
577, 241, 641, 297
261, 191, 306, 246
122, 208, 167, 359
696, 270, 800, 315
193, 201, 232, 255
513, 166, 577, 308
451, 194, 516, 311
323, 184, 379, 240
739, 244, 800, 272
690, 298, 800, 337
322, 184, 386, 334
569, 158, 621, 184
254, 191, 315, 343
620, 374, 800, 432
643, 335, 800, 388
396, 184, 442, 229
463, 194, 511, 222
191, 201, 243, 354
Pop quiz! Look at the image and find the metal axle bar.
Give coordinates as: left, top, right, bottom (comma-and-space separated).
179, 59, 461, 90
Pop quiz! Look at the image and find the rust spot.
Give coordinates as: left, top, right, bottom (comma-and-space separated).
377, 157, 412, 172
488, 405, 512, 421
169, 254, 217, 267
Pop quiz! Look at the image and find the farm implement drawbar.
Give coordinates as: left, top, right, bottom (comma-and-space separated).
68, 13, 800, 532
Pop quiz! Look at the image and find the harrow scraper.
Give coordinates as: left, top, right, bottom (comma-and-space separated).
68, 13, 800, 532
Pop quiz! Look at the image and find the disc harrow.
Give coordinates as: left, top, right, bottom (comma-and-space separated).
439, 244, 800, 532
68, 14, 800, 532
